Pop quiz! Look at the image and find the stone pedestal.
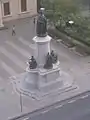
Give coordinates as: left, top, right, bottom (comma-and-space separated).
25, 61, 61, 92
11, 35, 77, 100
33, 35, 51, 67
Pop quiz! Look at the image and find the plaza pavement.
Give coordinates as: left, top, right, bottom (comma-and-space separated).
0, 17, 89, 119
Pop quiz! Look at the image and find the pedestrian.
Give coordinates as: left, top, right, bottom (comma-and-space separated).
12, 25, 16, 36
33, 17, 36, 24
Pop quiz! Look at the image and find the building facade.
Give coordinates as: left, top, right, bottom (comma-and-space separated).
0, 0, 37, 27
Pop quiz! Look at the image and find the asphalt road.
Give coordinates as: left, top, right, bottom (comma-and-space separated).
9, 91, 90, 120
25, 95, 90, 120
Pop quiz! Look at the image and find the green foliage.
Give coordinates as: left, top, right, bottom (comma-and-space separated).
41, 0, 90, 46
53, 0, 79, 15
55, 18, 90, 46
42, 0, 80, 26
42, 0, 79, 18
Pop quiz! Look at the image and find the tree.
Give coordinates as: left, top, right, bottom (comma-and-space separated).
41, 0, 79, 22
53, 0, 79, 17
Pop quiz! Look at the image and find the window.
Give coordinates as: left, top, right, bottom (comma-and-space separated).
21, 0, 27, 12
3, 2, 10, 16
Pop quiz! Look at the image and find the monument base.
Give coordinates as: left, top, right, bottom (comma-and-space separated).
11, 70, 78, 100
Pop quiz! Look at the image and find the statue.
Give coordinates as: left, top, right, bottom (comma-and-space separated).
29, 56, 37, 69
51, 50, 58, 64
36, 8, 47, 37
44, 52, 53, 69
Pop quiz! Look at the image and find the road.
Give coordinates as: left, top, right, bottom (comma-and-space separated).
10, 92, 90, 120
24, 95, 90, 120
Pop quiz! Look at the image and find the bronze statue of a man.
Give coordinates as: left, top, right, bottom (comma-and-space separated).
51, 50, 58, 64
44, 52, 53, 69
36, 8, 47, 37
29, 56, 37, 69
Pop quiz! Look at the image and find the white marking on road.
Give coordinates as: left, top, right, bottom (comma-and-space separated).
55, 104, 64, 109
81, 95, 89, 99
0, 47, 25, 69
18, 37, 36, 49
41, 109, 50, 114
5, 41, 30, 58
18, 37, 30, 46
23, 118, 29, 120
68, 99, 76, 104
1, 61, 17, 76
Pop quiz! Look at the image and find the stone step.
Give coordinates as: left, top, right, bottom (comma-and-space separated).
39, 78, 63, 93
